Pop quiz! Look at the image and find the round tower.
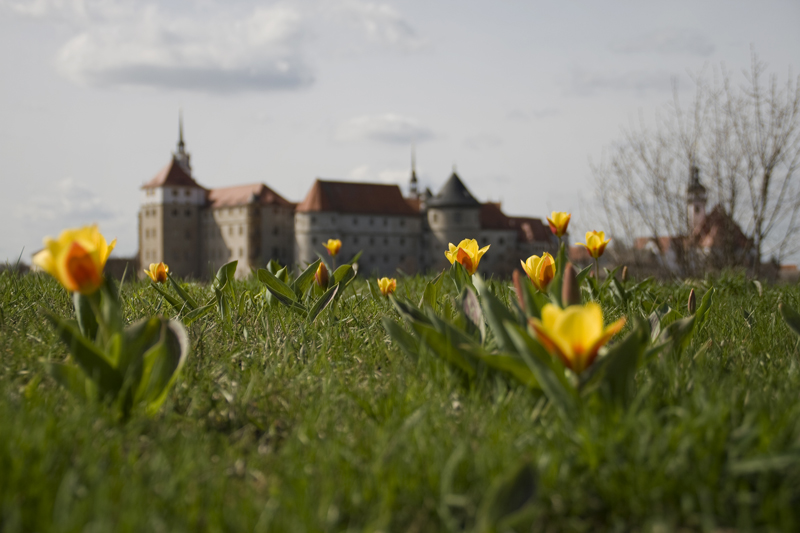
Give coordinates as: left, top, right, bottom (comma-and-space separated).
426, 168, 482, 270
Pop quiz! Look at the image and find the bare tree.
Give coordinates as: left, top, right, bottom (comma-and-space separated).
592, 51, 800, 276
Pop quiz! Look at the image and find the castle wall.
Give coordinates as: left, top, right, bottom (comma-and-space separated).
426, 207, 482, 272
295, 212, 421, 276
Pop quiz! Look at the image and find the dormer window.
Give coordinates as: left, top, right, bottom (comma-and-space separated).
172, 189, 178, 196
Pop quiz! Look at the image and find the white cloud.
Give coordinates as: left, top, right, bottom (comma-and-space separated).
16, 178, 116, 224
336, 113, 434, 144
610, 28, 715, 57
337, 0, 427, 52
55, 4, 314, 92
567, 68, 673, 96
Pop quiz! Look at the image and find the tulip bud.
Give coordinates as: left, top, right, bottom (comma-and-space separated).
688, 288, 696, 314
315, 262, 329, 290
512, 269, 525, 309
621, 265, 628, 283
562, 262, 581, 306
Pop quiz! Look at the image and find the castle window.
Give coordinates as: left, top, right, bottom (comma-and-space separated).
369, 237, 375, 245
331, 216, 336, 223
400, 254, 405, 262
311, 216, 316, 224
229, 226, 233, 236
239, 226, 243, 235
400, 237, 405, 245
273, 226, 279, 235
383, 218, 387, 226
185, 209, 191, 217
384, 255, 389, 263
186, 231, 192, 240
272, 247, 279, 257
369, 218, 374, 226
400, 219, 405, 227
172, 209, 178, 216
499, 237, 505, 245
239, 248, 243, 257
354, 236, 359, 244
172, 189, 178, 196
383, 237, 388, 245
185, 189, 191, 196
433, 214, 438, 223
455, 212, 462, 224
353, 217, 358, 225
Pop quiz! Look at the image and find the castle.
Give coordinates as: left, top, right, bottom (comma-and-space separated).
138, 121, 557, 278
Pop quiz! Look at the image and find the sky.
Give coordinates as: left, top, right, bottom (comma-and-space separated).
1, 0, 799, 263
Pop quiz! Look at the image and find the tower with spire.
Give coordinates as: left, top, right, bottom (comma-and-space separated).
687, 164, 708, 233
174, 110, 192, 172
409, 145, 419, 199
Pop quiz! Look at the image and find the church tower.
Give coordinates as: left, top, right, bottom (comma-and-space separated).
409, 145, 419, 199
426, 167, 482, 271
687, 165, 707, 233
139, 115, 206, 278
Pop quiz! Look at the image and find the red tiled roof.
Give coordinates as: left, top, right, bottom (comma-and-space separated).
143, 157, 204, 189
405, 197, 422, 212
479, 203, 551, 243
208, 183, 293, 208
693, 205, 750, 249
296, 179, 418, 216
479, 202, 510, 229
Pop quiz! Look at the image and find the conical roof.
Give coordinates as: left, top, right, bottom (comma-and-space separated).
428, 171, 480, 208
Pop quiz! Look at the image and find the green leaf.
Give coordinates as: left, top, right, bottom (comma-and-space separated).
44, 362, 90, 400
347, 250, 363, 266
308, 284, 339, 322
390, 295, 433, 325
658, 315, 697, 357
462, 287, 486, 343
547, 241, 567, 307
467, 348, 539, 388
382, 317, 420, 360
609, 276, 628, 305
474, 276, 519, 353
167, 273, 198, 310
600, 265, 623, 291
183, 301, 216, 326
214, 261, 238, 295
575, 264, 593, 286
148, 282, 184, 311
72, 291, 99, 341
780, 302, 800, 338
410, 321, 476, 375
45, 312, 122, 399
419, 271, 445, 311
504, 321, 577, 417
695, 287, 715, 329
592, 319, 648, 406
291, 259, 321, 298
258, 268, 298, 302
476, 461, 537, 533
135, 319, 190, 415
100, 277, 124, 336
266, 259, 283, 276
332, 264, 355, 287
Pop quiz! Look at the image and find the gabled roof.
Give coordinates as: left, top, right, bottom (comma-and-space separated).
693, 205, 750, 249
142, 156, 204, 189
296, 179, 419, 216
479, 203, 552, 243
428, 172, 480, 208
208, 183, 294, 208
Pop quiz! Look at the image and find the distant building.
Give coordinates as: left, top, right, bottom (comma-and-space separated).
633, 165, 755, 273
139, 120, 557, 278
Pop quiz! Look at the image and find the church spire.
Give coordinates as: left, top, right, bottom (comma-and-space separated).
174, 110, 191, 172
409, 144, 419, 198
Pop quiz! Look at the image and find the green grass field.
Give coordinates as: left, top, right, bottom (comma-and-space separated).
1, 268, 799, 532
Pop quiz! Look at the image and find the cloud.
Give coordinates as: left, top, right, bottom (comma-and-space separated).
55, 5, 314, 92
610, 28, 715, 57
348, 164, 410, 184
16, 178, 116, 225
567, 68, 673, 97
338, 0, 427, 52
463, 133, 502, 151
336, 113, 434, 144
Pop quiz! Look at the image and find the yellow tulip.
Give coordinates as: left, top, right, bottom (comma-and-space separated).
144, 262, 169, 284
377, 277, 397, 296
529, 303, 626, 375
322, 239, 342, 257
32, 225, 116, 295
547, 212, 571, 238
520, 252, 555, 292
444, 239, 490, 276
315, 262, 329, 289
575, 231, 611, 259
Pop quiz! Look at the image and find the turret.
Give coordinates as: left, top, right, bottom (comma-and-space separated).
687, 165, 707, 232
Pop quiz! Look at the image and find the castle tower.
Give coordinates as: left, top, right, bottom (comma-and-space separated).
139, 116, 206, 278
687, 165, 707, 233
426, 167, 482, 271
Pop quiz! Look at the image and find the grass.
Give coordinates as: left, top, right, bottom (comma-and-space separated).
1, 268, 799, 531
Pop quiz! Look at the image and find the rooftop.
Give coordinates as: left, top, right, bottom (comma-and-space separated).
296, 179, 419, 216
208, 183, 293, 208
142, 156, 205, 189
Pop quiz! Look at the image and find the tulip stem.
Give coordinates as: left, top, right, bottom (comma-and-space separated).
594, 258, 600, 282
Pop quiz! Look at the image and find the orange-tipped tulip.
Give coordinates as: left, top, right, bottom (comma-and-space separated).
575, 231, 611, 259
32, 225, 116, 295
547, 212, 571, 238
315, 262, 329, 289
529, 303, 626, 375
444, 239, 490, 276
377, 277, 397, 296
322, 239, 342, 257
144, 262, 169, 283
520, 252, 555, 292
